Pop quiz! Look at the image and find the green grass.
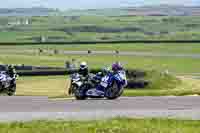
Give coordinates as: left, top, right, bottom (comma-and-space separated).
0, 118, 200, 133
124, 76, 200, 96
2, 43, 200, 54
1, 43, 200, 74
144, 70, 181, 90
16, 76, 69, 97
2, 16, 200, 42
1, 53, 200, 73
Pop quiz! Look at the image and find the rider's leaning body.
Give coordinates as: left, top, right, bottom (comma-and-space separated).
111, 62, 127, 86
6, 65, 17, 78
86, 62, 126, 96
0, 65, 17, 88
78, 61, 89, 80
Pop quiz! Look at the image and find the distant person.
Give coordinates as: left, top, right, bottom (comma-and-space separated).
65, 61, 70, 69
65, 59, 77, 71
69, 58, 77, 70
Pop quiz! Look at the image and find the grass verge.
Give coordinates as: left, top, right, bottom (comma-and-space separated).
16, 76, 69, 97
124, 76, 200, 96
0, 118, 200, 133
1, 53, 200, 73
2, 43, 200, 54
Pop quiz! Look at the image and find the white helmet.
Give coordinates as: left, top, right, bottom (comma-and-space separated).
80, 61, 88, 70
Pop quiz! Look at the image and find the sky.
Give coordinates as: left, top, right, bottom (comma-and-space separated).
1, 0, 200, 10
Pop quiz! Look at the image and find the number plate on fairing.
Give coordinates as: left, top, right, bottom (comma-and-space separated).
100, 76, 109, 88
100, 82, 108, 88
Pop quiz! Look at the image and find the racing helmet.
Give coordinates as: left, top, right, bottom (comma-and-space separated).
8, 64, 14, 69
112, 62, 123, 71
80, 61, 88, 70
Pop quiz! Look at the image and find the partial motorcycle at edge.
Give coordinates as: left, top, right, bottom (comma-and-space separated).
0, 71, 17, 96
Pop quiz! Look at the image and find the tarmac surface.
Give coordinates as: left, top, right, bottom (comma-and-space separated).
0, 96, 200, 122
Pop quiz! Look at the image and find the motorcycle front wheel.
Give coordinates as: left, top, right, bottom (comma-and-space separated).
0, 82, 3, 91
7, 84, 16, 96
74, 85, 87, 100
105, 80, 124, 100
69, 83, 77, 95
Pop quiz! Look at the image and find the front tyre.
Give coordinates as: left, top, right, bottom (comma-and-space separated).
7, 84, 16, 96
105, 80, 123, 100
69, 83, 77, 95
0, 82, 3, 91
74, 87, 87, 100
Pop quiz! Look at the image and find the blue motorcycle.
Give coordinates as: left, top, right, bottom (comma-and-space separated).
74, 70, 127, 100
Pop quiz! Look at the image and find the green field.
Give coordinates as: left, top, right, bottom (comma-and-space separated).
1, 16, 200, 42
124, 77, 200, 96
1, 42, 200, 97
1, 42, 200, 73
0, 118, 200, 133
1, 15, 200, 96
1, 52, 200, 73
2, 43, 200, 54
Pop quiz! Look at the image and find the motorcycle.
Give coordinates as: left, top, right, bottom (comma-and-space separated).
68, 73, 83, 95
69, 72, 100, 95
0, 71, 17, 96
74, 70, 127, 100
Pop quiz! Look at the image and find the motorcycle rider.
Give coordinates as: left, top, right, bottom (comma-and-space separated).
6, 65, 17, 86
111, 62, 127, 87
0, 65, 16, 89
0, 71, 7, 88
86, 62, 125, 97
78, 61, 89, 78
69, 61, 89, 95
112, 61, 123, 73
6, 65, 17, 78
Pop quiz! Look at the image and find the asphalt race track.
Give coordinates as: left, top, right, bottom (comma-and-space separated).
0, 96, 200, 122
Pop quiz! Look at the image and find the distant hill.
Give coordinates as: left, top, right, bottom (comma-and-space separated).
0, 7, 57, 16
63, 5, 200, 16
1, 5, 200, 16
125, 5, 200, 16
